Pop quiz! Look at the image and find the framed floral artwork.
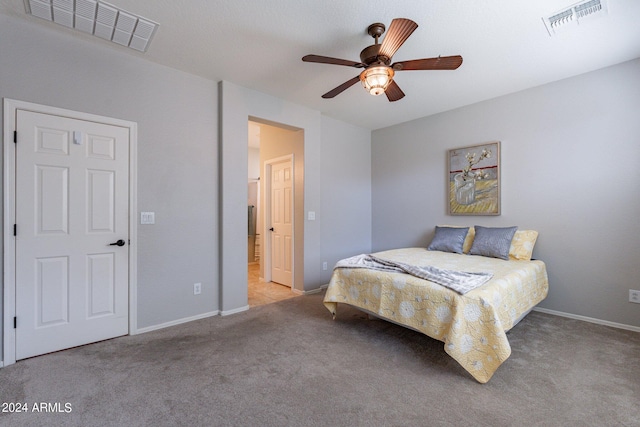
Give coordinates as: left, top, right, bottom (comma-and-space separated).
448, 141, 500, 215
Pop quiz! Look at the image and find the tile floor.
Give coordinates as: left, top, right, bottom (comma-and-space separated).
247, 262, 297, 307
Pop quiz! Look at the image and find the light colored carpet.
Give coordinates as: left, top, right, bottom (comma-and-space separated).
1, 292, 639, 427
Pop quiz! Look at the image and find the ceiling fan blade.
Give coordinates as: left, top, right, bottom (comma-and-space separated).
322, 76, 361, 98
379, 18, 418, 60
392, 55, 463, 71
385, 80, 405, 102
302, 55, 365, 68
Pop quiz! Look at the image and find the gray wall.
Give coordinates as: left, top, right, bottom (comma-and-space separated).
219, 81, 320, 311
320, 116, 372, 283
1, 12, 375, 345
219, 82, 372, 310
0, 15, 219, 339
1, 14, 373, 364
372, 58, 640, 328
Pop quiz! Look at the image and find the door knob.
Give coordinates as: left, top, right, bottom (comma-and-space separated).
109, 239, 126, 246
269, 227, 274, 231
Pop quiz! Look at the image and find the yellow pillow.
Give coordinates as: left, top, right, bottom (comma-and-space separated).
463, 226, 475, 254
509, 230, 538, 261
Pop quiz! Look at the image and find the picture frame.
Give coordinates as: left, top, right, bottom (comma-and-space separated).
448, 141, 500, 215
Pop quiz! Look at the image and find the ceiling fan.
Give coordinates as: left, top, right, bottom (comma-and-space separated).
302, 18, 463, 102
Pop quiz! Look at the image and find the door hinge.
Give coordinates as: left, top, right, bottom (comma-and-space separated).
14, 224, 17, 236
14, 130, 17, 143
14, 317, 17, 329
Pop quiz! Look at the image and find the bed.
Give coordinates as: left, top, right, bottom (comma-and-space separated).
323, 226, 549, 383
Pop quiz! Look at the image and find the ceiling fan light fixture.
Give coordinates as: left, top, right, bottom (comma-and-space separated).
360, 65, 394, 96
303, 18, 460, 102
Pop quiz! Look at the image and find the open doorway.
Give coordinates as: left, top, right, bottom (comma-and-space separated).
247, 119, 303, 307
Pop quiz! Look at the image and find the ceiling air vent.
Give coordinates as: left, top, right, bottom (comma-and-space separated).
23, 0, 159, 52
542, 0, 608, 36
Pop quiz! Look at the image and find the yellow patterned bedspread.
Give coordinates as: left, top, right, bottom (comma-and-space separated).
323, 248, 549, 383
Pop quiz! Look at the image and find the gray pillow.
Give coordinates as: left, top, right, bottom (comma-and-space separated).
469, 226, 518, 260
427, 226, 469, 254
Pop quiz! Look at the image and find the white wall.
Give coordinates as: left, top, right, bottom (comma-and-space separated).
0, 12, 219, 353
372, 58, 640, 328
248, 147, 260, 180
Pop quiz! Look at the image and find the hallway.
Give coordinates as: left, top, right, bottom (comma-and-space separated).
247, 263, 297, 307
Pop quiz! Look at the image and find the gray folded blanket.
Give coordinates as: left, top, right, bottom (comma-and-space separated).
334, 254, 493, 295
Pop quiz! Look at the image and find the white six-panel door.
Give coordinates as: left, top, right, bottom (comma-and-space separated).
270, 160, 293, 287
15, 109, 130, 360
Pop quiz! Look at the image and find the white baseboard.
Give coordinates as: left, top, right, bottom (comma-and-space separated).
300, 284, 328, 295
135, 311, 219, 334
221, 305, 249, 316
533, 307, 640, 333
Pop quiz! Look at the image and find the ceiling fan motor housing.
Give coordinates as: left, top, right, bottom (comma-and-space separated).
361, 22, 390, 66
360, 44, 390, 66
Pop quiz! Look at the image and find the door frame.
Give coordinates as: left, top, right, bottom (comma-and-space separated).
2, 99, 138, 367
263, 154, 294, 288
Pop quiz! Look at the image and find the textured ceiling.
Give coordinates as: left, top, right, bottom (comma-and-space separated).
2, 0, 640, 130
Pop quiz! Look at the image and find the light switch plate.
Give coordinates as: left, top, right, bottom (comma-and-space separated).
140, 212, 155, 224
308, 211, 316, 221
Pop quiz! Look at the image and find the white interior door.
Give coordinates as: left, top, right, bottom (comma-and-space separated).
14, 109, 130, 360
269, 159, 293, 287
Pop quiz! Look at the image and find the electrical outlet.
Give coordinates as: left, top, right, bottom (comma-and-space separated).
630, 289, 640, 304
322, 261, 328, 271
193, 283, 201, 295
